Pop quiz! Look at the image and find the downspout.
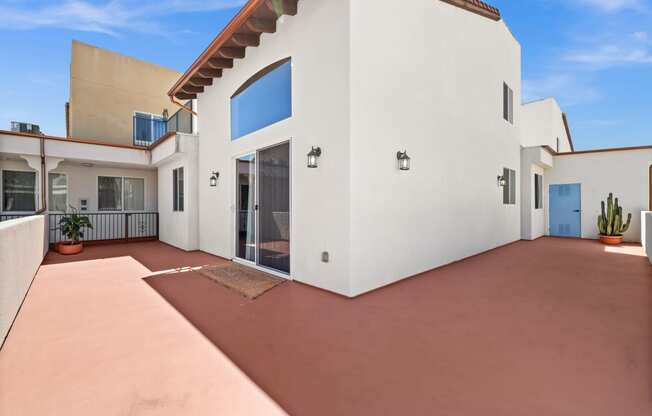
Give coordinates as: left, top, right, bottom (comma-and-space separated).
35, 137, 47, 214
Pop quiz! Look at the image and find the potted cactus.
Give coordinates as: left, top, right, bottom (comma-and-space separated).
56, 207, 93, 255
597, 193, 631, 245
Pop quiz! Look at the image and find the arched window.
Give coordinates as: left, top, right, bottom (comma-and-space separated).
231, 57, 292, 140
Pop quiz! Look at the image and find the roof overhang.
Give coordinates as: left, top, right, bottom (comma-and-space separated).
168, 0, 298, 100
439, 0, 501, 21
168, 0, 501, 100
561, 113, 575, 152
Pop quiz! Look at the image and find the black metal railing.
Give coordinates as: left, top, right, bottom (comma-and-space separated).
48, 212, 159, 244
0, 214, 31, 222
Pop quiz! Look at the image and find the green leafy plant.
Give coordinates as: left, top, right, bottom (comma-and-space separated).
58, 206, 93, 244
597, 193, 631, 236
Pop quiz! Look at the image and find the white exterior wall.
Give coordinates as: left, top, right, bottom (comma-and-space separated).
0, 158, 157, 213
348, 0, 522, 295
521, 98, 572, 152
520, 146, 553, 240
156, 134, 199, 251
546, 149, 652, 242
643, 212, 652, 262
0, 215, 46, 345
196, 0, 352, 294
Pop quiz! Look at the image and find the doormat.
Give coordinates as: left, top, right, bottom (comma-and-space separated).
197, 263, 285, 299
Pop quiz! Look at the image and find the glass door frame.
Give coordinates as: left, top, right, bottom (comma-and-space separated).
232, 139, 292, 278
234, 151, 258, 266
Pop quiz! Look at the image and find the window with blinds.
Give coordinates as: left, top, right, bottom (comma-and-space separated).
173, 167, 184, 212
503, 168, 516, 205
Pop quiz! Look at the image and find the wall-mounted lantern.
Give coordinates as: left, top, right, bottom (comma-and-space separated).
397, 150, 411, 171
497, 175, 507, 187
210, 171, 220, 187
307, 146, 322, 168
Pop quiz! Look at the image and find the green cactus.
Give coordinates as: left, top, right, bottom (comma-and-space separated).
597, 193, 632, 236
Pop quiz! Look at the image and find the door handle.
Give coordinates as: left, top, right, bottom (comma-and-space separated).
573, 210, 581, 213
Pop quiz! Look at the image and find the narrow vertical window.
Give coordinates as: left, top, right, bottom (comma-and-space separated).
556, 137, 560, 153
503, 168, 516, 205
503, 82, 514, 124
48, 173, 68, 212
173, 167, 184, 212
534, 174, 543, 209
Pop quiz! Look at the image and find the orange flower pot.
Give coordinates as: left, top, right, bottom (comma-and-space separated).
599, 235, 623, 245
57, 242, 83, 255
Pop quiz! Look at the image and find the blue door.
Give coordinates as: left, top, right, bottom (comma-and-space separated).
549, 184, 581, 237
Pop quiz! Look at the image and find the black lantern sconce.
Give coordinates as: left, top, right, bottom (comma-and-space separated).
397, 150, 411, 171
497, 175, 507, 187
210, 171, 220, 187
307, 146, 322, 168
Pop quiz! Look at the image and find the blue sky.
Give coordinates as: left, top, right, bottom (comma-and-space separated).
0, 0, 650, 150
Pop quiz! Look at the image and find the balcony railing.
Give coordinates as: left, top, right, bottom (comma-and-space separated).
1, 212, 159, 245
133, 101, 193, 147
48, 212, 159, 244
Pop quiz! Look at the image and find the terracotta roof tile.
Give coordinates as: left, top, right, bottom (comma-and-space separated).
439, 0, 501, 21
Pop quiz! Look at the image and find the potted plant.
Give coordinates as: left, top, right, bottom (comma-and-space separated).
56, 207, 93, 255
597, 193, 631, 245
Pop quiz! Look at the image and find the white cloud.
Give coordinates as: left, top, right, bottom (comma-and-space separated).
562, 30, 652, 67
632, 31, 649, 40
571, 0, 647, 13
523, 74, 601, 106
0, 0, 246, 37
564, 45, 652, 66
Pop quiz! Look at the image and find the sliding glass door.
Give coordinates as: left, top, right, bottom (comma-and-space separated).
258, 142, 290, 273
234, 142, 290, 274
236, 154, 256, 262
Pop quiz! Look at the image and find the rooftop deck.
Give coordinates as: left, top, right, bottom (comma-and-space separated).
1, 238, 650, 415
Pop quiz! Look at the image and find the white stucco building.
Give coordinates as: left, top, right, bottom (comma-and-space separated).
2, 0, 651, 297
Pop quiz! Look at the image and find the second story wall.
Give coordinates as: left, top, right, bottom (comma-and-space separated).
349, 0, 522, 295
68, 41, 181, 146
521, 98, 573, 152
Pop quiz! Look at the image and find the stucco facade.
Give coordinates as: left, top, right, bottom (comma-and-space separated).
546, 149, 652, 242
69, 41, 181, 146
521, 98, 573, 152
189, 0, 522, 296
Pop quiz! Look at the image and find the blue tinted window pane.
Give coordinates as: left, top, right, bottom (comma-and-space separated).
231, 60, 292, 140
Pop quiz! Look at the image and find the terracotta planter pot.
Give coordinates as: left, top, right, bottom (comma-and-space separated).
599, 235, 623, 245
57, 242, 83, 255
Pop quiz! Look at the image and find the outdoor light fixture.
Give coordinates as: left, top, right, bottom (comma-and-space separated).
210, 171, 220, 187
397, 150, 411, 171
497, 175, 507, 187
307, 146, 322, 168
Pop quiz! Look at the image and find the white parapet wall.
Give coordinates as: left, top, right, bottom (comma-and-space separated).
643, 212, 652, 263
0, 215, 47, 345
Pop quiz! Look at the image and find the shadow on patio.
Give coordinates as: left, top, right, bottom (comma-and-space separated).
144, 237, 652, 416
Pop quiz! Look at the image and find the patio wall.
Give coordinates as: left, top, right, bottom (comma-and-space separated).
0, 159, 157, 213
0, 215, 46, 345
155, 134, 199, 251
547, 148, 652, 242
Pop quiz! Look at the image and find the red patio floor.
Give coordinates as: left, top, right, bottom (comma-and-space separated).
2, 238, 651, 415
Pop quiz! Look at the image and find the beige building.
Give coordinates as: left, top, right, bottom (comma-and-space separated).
67, 40, 183, 146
